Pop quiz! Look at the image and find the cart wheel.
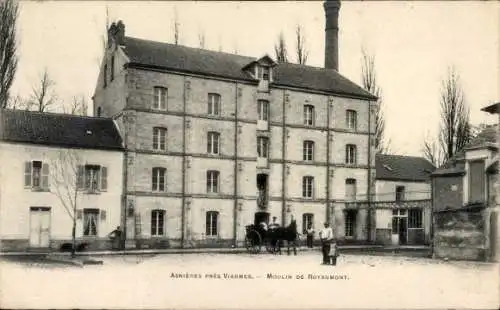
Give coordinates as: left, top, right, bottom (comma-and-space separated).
245, 230, 262, 254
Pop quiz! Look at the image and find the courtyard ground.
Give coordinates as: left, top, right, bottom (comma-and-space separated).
0, 251, 497, 309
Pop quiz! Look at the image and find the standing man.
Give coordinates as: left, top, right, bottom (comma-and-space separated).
108, 226, 122, 250
306, 223, 315, 249
319, 222, 333, 265
268, 216, 280, 230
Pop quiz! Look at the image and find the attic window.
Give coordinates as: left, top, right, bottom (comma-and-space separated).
257, 66, 271, 81
383, 164, 393, 171
86, 130, 93, 135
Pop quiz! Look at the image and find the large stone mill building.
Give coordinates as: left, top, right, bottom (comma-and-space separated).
93, 0, 379, 248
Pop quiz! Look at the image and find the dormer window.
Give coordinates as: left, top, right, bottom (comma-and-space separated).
261, 67, 270, 80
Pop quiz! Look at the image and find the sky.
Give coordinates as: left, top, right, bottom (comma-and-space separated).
10, 0, 500, 157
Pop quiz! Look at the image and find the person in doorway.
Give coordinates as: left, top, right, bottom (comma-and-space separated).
319, 222, 333, 265
306, 223, 315, 249
268, 216, 280, 230
108, 226, 122, 250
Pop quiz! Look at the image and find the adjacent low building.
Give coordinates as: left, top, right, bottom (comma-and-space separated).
0, 109, 124, 252
432, 123, 498, 261
361, 154, 434, 245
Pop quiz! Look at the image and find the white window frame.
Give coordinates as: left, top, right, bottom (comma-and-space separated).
258, 100, 269, 121
345, 144, 357, 165
152, 167, 167, 192
303, 140, 315, 161
396, 186, 405, 202
257, 136, 269, 158
303, 105, 315, 126
302, 213, 314, 234
153, 87, 167, 110
346, 110, 357, 130
345, 178, 357, 201
207, 170, 220, 193
207, 132, 220, 155
83, 208, 99, 237
302, 176, 314, 198
206, 211, 219, 237
151, 209, 165, 236
153, 127, 167, 151
208, 93, 221, 116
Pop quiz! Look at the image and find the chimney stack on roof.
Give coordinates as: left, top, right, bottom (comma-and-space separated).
324, 0, 341, 71
107, 20, 126, 48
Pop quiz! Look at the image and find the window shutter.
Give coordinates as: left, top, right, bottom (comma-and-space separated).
76, 209, 83, 220
41, 163, 49, 189
100, 210, 107, 221
24, 162, 32, 187
100, 166, 108, 191
77, 165, 85, 190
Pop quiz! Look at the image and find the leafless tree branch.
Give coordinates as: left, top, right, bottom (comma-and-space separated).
295, 24, 308, 65
27, 68, 57, 112
0, 0, 19, 108
274, 31, 288, 63
173, 6, 180, 45
50, 149, 84, 257
361, 48, 389, 154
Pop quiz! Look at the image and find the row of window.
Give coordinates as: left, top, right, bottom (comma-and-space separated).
153, 128, 358, 164
69, 206, 424, 238
24, 161, 108, 192
152, 168, 358, 200
151, 87, 359, 129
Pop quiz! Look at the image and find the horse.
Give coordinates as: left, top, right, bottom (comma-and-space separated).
267, 220, 299, 255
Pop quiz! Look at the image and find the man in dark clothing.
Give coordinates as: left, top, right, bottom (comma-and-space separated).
109, 226, 122, 250
306, 223, 314, 248
319, 222, 333, 265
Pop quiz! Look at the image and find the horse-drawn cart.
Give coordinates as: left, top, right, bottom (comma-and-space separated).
244, 224, 279, 254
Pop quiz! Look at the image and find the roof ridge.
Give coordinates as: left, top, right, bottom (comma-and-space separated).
125, 36, 256, 60
5, 109, 112, 121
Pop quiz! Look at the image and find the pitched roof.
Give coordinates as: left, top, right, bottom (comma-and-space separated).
376, 154, 435, 182
122, 36, 377, 100
0, 109, 123, 151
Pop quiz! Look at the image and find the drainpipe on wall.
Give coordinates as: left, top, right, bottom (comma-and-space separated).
326, 97, 332, 225
366, 101, 372, 243
181, 77, 187, 248
121, 114, 129, 250
233, 83, 239, 247
281, 90, 287, 226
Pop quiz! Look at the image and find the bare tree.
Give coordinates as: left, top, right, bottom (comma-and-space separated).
295, 24, 308, 65
0, 0, 19, 108
63, 95, 89, 116
4, 94, 23, 110
198, 27, 206, 49
173, 6, 180, 45
274, 31, 288, 63
50, 149, 84, 257
361, 49, 390, 154
422, 131, 445, 167
437, 66, 471, 162
27, 68, 57, 112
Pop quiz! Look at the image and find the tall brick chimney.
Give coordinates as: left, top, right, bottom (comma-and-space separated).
324, 0, 341, 71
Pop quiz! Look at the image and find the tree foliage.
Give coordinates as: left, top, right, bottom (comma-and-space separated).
0, 0, 19, 108
361, 49, 390, 154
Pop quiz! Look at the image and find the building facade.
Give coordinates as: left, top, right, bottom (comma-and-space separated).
93, 1, 379, 249
0, 109, 124, 251
368, 154, 434, 245
432, 123, 498, 261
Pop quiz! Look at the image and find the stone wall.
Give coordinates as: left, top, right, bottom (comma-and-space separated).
433, 209, 487, 261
